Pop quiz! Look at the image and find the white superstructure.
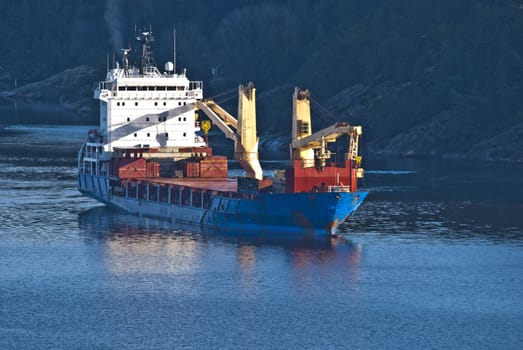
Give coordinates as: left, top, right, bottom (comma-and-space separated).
93, 30, 204, 152
79, 29, 205, 178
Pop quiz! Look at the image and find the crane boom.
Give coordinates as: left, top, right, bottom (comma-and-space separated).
195, 100, 237, 141
290, 87, 363, 168
196, 83, 263, 180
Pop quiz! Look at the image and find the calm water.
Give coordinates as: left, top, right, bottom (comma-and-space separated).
1, 125, 522, 349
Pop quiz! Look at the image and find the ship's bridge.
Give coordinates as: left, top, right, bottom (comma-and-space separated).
94, 68, 205, 152
92, 28, 205, 151
95, 69, 202, 102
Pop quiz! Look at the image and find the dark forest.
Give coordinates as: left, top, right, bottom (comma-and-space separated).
1, 0, 522, 161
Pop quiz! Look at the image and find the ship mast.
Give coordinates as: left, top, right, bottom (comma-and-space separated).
136, 28, 157, 75
173, 27, 176, 74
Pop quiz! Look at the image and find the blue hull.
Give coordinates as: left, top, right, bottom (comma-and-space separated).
78, 173, 367, 237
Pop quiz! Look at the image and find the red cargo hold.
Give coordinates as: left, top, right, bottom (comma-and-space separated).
147, 162, 160, 178
111, 158, 147, 179
200, 156, 228, 177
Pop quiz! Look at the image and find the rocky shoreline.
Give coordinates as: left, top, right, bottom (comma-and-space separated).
2, 66, 521, 163
1, 65, 100, 122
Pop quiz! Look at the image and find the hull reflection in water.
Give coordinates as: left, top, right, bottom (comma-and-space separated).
78, 206, 363, 276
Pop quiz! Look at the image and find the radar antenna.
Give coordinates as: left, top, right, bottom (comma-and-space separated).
120, 48, 131, 75
136, 28, 157, 75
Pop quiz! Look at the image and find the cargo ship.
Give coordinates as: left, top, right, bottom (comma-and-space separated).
77, 29, 367, 237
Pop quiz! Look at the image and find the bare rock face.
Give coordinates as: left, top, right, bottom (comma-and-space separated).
324, 81, 523, 163
1, 65, 100, 119
365, 120, 447, 158
464, 123, 523, 163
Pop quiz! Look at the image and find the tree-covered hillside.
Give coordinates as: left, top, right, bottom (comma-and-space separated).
1, 0, 522, 161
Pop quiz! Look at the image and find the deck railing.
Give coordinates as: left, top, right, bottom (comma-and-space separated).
327, 185, 351, 193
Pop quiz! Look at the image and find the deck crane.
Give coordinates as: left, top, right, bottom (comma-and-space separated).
283, 87, 364, 193
290, 87, 363, 175
196, 83, 263, 180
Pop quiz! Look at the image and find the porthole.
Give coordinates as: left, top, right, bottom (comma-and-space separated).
163, 102, 166, 106
183, 133, 186, 137
122, 102, 126, 106
154, 102, 158, 106
178, 102, 181, 106
183, 117, 186, 121
134, 133, 137, 137
117, 102, 120, 106
146, 117, 150, 122
147, 133, 150, 137
127, 117, 130, 122
135, 102, 138, 106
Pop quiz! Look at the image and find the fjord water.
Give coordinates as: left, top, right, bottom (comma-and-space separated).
1, 125, 522, 349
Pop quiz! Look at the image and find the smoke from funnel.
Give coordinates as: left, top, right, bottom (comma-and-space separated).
143, 0, 154, 23
104, 0, 124, 50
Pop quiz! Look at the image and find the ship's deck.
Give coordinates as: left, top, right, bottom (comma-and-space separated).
140, 177, 238, 192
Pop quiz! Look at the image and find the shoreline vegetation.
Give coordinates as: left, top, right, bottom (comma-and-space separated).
1, 63, 522, 163
1, 1, 522, 163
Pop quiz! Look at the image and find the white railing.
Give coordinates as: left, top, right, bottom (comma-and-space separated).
77, 138, 87, 173
327, 185, 351, 193
190, 81, 203, 90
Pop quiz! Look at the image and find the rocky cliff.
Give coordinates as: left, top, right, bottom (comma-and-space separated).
1, 0, 521, 162
1, 66, 100, 122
